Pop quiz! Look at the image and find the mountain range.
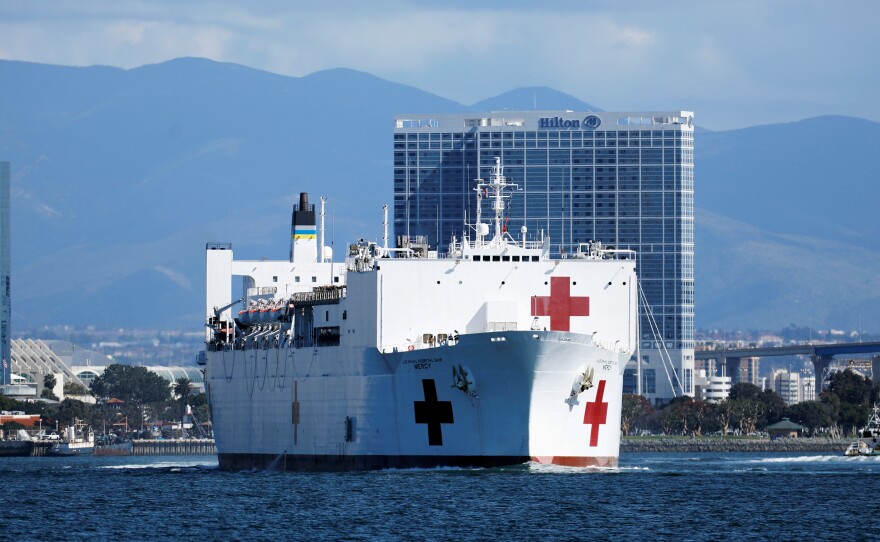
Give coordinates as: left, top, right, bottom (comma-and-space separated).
1, 57, 878, 332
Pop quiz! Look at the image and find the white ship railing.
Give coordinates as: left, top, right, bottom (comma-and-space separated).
449, 239, 545, 253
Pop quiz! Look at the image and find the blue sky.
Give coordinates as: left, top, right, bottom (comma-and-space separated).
1, 0, 878, 130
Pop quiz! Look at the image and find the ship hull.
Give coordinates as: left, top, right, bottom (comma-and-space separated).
207, 330, 625, 471
46, 445, 95, 457
94, 442, 133, 456
217, 453, 531, 472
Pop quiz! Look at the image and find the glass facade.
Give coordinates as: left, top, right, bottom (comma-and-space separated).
393, 111, 694, 401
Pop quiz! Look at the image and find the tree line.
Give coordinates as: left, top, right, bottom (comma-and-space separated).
1, 364, 206, 438
622, 369, 878, 438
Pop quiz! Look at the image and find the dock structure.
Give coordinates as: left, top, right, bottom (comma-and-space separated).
0, 441, 52, 456
130, 439, 215, 455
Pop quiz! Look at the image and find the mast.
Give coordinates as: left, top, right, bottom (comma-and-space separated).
383, 204, 389, 251
320, 197, 326, 263
473, 157, 520, 247
490, 157, 505, 241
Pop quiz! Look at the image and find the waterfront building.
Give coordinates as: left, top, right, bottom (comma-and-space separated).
11, 339, 105, 399
71, 364, 205, 394
767, 418, 804, 440
10, 338, 205, 398
393, 111, 695, 403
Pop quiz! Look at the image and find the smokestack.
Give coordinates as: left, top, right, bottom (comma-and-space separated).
289, 192, 317, 263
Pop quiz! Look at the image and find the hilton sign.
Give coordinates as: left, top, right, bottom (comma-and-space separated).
538, 115, 601, 129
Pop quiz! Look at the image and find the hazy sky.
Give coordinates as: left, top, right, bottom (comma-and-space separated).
2, 0, 877, 130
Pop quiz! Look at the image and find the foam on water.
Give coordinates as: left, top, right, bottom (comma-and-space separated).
747, 454, 880, 464
525, 461, 649, 473
98, 459, 218, 470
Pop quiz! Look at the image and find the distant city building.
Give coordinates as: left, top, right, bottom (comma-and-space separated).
801, 376, 816, 402
694, 369, 731, 402
739, 357, 760, 386
772, 370, 801, 405
393, 111, 695, 403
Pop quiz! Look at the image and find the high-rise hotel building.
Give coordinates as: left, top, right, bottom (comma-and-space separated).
392, 111, 694, 403
1, 161, 10, 389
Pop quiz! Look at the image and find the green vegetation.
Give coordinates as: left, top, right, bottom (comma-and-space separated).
173, 377, 193, 434
40, 374, 58, 400
0, 367, 207, 439
623, 369, 878, 438
89, 364, 171, 405
63, 382, 90, 396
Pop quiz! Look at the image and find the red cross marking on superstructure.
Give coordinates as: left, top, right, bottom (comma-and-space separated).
583, 380, 608, 447
530, 276, 589, 331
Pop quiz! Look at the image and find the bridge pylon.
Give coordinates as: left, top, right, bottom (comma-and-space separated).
810, 354, 834, 400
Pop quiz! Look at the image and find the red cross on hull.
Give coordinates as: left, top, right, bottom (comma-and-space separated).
583, 380, 608, 447
531, 276, 589, 331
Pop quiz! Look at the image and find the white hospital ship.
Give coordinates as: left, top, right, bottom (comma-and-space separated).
203, 159, 637, 470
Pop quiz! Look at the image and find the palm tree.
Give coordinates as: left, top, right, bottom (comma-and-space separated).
41, 373, 58, 400
173, 377, 193, 438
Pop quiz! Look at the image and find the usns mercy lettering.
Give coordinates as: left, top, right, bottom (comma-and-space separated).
202, 158, 637, 471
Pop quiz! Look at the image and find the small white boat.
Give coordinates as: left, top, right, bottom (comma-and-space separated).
844, 405, 880, 457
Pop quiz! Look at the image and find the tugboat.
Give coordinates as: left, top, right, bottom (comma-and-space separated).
47, 419, 95, 456
844, 405, 880, 456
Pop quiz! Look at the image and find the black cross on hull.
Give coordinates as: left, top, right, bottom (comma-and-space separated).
413, 379, 454, 445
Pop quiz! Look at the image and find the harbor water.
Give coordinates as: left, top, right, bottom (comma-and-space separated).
1, 452, 878, 541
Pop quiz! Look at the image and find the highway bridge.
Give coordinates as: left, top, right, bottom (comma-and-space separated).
695, 341, 880, 399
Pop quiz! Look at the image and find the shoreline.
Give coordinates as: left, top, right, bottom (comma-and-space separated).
620, 436, 850, 453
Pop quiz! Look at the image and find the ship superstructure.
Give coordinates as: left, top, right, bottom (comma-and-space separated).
204, 159, 637, 470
